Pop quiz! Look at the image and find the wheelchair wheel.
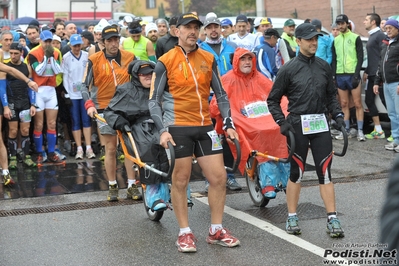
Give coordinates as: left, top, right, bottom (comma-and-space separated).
245, 156, 270, 207
142, 188, 164, 222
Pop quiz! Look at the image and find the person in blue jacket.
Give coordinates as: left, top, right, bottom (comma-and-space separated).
311, 19, 333, 64
253, 28, 280, 81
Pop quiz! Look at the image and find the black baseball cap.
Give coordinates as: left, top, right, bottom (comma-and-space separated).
176, 13, 203, 27
295, 23, 323, 39
335, 14, 349, 24
264, 28, 280, 38
138, 63, 154, 75
81, 30, 94, 45
102, 25, 120, 40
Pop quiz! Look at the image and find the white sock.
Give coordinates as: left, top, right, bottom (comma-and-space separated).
179, 227, 192, 236
2, 169, 9, 175
375, 125, 383, 132
328, 212, 337, 221
288, 213, 297, 217
109, 180, 117, 186
77, 146, 83, 151
86, 145, 92, 150
128, 179, 136, 187
210, 224, 223, 234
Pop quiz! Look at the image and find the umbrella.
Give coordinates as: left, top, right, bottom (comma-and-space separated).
12, 16, 39, 25
0, 19, 12, 30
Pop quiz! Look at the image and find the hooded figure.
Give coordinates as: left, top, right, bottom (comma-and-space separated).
104, 60, 170, 210
210, 48, 290, 198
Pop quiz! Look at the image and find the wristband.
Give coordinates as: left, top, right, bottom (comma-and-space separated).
222, 117, 235, 131
84, 99, 95, 110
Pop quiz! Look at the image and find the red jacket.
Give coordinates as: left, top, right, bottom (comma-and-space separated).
210, 48, 289, 174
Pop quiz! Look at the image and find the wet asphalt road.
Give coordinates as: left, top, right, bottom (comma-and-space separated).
0, 128, 398, 266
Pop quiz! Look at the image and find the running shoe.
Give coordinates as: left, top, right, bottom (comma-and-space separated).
326, 218, 345, 238
357, 131, 366, 142
286, 215, 301, 235
365, 130, 385, 139
127, 183, 142, 200
55, 148, 66, 160
394, 145, 399, 153
47, 152, 64, 163
86, 148, 96, 159
37, 151, 47, 164
2, 173, 14, 186
107, 184, 119, 201
176, 232, 197, 253
23, 155, 37, 168
385, 142, 398, 151
387, 135, 394, 142
206, 227, 240, 247
8, 156, 17, 169
226, 174, 242, 191
75, 149, 84, 160
334, 128, 357, 140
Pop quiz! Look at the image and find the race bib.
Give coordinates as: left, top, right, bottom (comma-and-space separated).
96, 113, 108, 129
301, 114, 329, 135
207, 130, 223, 151
72, 82, 82, 92
19, 109, 31, 123
244, 101, 270, 118
43, 60, 54, 76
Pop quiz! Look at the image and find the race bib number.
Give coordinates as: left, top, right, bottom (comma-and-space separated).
244, 101, 270, 118
96, 113, 108, 129
301, 114, 328, 135
19, 109, 31, 123
207, 130, 223, 151
43, 60, 54, 76
72, 82, 82, 92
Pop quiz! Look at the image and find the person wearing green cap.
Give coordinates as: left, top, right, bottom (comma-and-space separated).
281, 19, 297, 57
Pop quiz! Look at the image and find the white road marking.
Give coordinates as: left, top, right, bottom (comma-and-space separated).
196, 197, 354, 266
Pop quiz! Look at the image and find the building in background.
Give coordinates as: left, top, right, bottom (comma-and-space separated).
261, 0, 397, 37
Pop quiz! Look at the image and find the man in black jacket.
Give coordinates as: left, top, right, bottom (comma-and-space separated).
155, 16, 178, 59
268, 23, 345, 238
374, 19, 399, 152
363, 13, 386, 140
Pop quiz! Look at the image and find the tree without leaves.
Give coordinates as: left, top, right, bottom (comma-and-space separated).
188, 0, 217, 16
214, 0, 254, 17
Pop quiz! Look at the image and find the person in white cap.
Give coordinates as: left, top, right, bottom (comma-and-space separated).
62, 34, 95, 160
88, 24, 105, 56
145, 22, 158, 50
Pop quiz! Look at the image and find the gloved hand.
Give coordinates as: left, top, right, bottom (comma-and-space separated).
280, 121, 295, 137
45, 45, 54, 58
334, 116, 345, 130
114, 117, 129, 132
351, 75, 360, 88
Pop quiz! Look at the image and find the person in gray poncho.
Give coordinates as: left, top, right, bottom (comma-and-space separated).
104, 60, 169, 211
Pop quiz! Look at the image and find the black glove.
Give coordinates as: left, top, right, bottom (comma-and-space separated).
334, 116, 345, 130
280, 121, 295, 137
351, 75, 360, 88
45, 45, 54, 58
114, 117, 129, 132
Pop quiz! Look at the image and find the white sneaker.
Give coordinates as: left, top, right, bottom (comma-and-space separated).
75, 149, 84, 159
86, 148, 96, 159
357, 131, 366, 142
385, 142, 398, 151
